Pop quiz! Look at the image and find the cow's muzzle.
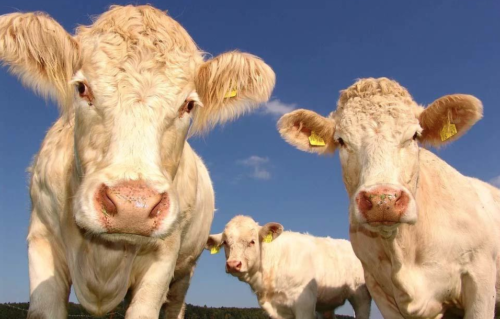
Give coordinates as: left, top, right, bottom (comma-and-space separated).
354, 184, 416, 226
94, 180, 169, 236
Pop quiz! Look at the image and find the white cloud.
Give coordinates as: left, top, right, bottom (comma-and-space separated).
490, 176, 500, 187
237, 155, 271, 180
261, 99, 296, 117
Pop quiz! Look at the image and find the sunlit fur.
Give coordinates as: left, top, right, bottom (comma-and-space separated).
0, 5, 275, 319
206, 216, 371, 319
278, 78, 500, 318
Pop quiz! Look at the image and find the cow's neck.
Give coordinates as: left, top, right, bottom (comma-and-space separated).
376, 148, 466, 280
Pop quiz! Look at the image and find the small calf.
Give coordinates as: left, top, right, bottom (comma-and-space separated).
206, 216, 371, 319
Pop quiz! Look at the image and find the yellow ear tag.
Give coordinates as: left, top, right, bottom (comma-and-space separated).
309, 131, 326, 146
210, 246, 221, 254
440, 119, 458, 142
224, 89, 238, 98
263, 233, 273, 243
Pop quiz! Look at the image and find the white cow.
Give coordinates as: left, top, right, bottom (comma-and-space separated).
0, 5, 275, 319
206, 215, 371, 319
278, 78, 500, 318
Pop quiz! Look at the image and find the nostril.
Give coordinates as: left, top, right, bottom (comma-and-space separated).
236, 262, 242, 269
356, 191, 373, 212
97, 185, 117, 216
395, 191, 410, 212
149, 192, 167, 218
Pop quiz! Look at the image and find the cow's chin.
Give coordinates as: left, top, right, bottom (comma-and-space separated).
88, 232, 163, 246
351, 200, 418, 238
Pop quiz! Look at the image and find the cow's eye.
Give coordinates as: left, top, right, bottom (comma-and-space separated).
76, 82, 87, 97
337, 137, 345, 147
75, 82, 93, 105
249, 240, 255, 246
186, 101, 195, 113
412, 132, 419, 140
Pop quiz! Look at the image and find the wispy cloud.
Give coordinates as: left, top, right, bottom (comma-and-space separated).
490, 176, 500, 188
261, 99, 296, 117
237, 155, 271, 180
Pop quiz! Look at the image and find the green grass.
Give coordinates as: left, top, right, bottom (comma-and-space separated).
0, 302, 354, 319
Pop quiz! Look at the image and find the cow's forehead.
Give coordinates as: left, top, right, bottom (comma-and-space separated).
224, 216, 259, 240
335, 78, 422, 134
75, 6, 203, 84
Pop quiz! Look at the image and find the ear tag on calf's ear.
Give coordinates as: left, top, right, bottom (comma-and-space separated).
224, 89, 238, 98
440, 113, 458, 141
263, 233, 273, 243
309, 131, 326, 146
210, 246, 221, 254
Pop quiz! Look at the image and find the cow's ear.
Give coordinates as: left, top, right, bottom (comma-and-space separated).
419, 94, 483, 146
205, 233, 223, 250
259, 222, 283, 242
278, 109, 337, 155
0, 12, 81, 117
191, 51, 275, 134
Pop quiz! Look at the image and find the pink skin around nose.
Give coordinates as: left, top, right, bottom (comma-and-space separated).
226, 260, 242, 273
94, 180, 169, 236
356, 186, 410, 225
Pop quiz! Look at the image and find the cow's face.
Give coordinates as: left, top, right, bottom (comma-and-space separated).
0, 6, 274, 241
278, 78, 482, 236
205, 216, 283, 277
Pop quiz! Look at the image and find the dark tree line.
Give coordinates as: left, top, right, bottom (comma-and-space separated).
0, 302, 355, 319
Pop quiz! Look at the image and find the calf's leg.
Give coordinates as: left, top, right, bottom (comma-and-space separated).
292, 288, 317, 319
348, 285, 371, 319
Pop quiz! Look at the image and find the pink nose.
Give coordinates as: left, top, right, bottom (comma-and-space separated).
356, 186, 410, 224
226, 260, 242, 272
94, 180, 169, 236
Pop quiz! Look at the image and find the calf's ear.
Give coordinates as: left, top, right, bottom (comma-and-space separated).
192, 51, 275, 134
0, 12, 80, 117
205, 233, 223, 250
419, 94, 482, 146
259, 222, 284, 242
277, 109, 337, 155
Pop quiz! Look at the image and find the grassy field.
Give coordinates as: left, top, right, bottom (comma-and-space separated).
0, 302, 354, 319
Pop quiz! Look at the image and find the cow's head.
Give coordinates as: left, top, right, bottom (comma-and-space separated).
0, 6, 274, 240
278, 78, 482, 236
205, 216, 283, 277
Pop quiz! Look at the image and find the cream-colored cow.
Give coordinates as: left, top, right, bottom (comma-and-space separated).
0, 5, 274, 319
278, 78, 500, 318
206, 215, 371, 319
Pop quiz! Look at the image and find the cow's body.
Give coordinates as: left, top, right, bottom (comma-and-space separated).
351, 149, 500, 318
278, 78, 500, 318
206, 216, 371, 319
28, 117, 214, 318
255, 233, 371, 319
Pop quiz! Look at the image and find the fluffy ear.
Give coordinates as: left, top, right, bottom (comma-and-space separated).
0, 12, 80, 116
259, 222, 284, 242
192, 51, 275, 134
205, 233, 223, 250
277, 109, 337, 154
419, 94, 483, 146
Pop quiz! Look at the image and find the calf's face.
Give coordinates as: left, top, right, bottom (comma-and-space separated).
205, 216, 283, 276
0, 6, 274, 241
278, 78, 482, 235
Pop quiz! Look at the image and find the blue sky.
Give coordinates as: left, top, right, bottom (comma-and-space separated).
1, 1, 499, 318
